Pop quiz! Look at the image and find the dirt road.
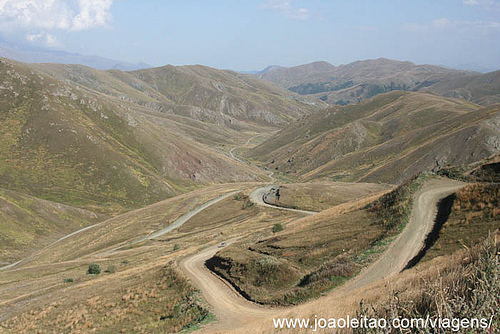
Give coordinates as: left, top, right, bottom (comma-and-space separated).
229, 135, 277, 183
180, 178, 465, 332
343, 178, 464, 292
180, 241, 279, 332
249, 186, 317, 215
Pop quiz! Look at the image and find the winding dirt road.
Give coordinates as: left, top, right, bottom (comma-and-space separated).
179, 178, 465, 332
343, 178, 464, 292
180, 241, 278, 331
229, 134, 276, 182
249, 186, 317, 215
2, 177, 465, 331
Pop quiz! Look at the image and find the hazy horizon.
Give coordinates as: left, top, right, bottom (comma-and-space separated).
0, 0, 499, 72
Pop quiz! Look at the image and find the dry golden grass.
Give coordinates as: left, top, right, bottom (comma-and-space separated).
423, 183, 500, 262
0, 183, 306, 333
229, 234, 499, 334
206, 181, 407, 305
263, 181, 390, 212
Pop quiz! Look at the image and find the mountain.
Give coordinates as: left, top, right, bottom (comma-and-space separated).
237, 65, 283, 75
258, 61, 336, 88
30, 63, 324, 129
258, 58, 477, 105
1, 57, 322, 214
452, 63, 499, 73
249, 91, 500, 184
0, 41, 151, 71
424, 70, 500, 106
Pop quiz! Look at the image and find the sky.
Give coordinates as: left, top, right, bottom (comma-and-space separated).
0, 0, 499, 71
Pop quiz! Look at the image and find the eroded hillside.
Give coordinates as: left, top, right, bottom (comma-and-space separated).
1, 58, 322, 214
250, 91, 500, 184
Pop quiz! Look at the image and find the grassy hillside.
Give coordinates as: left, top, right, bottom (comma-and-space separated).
0, 188, 107, 265
249, 91, 500, 184
0, 58, 270, 214
426, 70, 500, 106
31, 62, 324, 130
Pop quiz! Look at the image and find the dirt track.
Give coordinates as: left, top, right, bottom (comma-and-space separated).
343, 178, 464, 292
180, 241, 278, 331
179, 178, 465, 332
249, 185, 317, 215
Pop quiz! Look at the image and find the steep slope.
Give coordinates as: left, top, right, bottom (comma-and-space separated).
31, 62, 324, 130
0, 58, 266, 214
259, 58, 475, 105
250, 91, 500, 184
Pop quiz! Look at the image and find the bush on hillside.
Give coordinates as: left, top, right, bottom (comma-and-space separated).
272, 223, 284, 233
87, 263, 101, 275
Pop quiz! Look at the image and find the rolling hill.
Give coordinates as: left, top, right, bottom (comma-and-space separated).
258, 58, 481, 105
31, 62, 324, 130
0, 188, 108, 265
249, 91, 500, 184
1, 57, 323, 214
424, 70, 500, 106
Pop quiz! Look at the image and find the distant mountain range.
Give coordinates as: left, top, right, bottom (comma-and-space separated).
0, 41, 151, 71
253, 58, 500, 106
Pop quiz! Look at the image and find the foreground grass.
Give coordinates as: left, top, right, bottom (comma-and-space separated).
354, 234, 500, 333
1, 266, 211, 333
422, 182, 500, 262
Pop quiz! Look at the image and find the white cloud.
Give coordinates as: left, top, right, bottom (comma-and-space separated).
26, 32, 43, 41
404, 18, 500, 34
0, 0, 114, 32
463, 0, 500, 10
72, 0, 113, 31
45, 33, 60, 47
26, 32, 61, 47
259, 0, 311, 20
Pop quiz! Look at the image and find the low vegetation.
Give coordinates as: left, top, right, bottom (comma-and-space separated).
421, 182, 500, 262
87, 263, 101, 275
207, 175, 425, 305
272, 223, 284, 233
1, 266, 211, 333
355, 234, 500, 333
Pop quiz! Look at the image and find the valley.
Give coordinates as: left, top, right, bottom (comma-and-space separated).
0, 55, 499, 333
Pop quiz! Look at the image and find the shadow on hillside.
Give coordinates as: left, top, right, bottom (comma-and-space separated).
403, 193, 456, 271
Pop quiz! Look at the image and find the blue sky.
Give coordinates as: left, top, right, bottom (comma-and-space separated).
1, 0, 499, 70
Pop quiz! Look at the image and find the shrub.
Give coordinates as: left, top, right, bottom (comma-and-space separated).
87, 263, 101, 275
272, 223, 284, 233
173, 244, 180, 251
105, 265, 116, 273
63, 278, 73, 283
